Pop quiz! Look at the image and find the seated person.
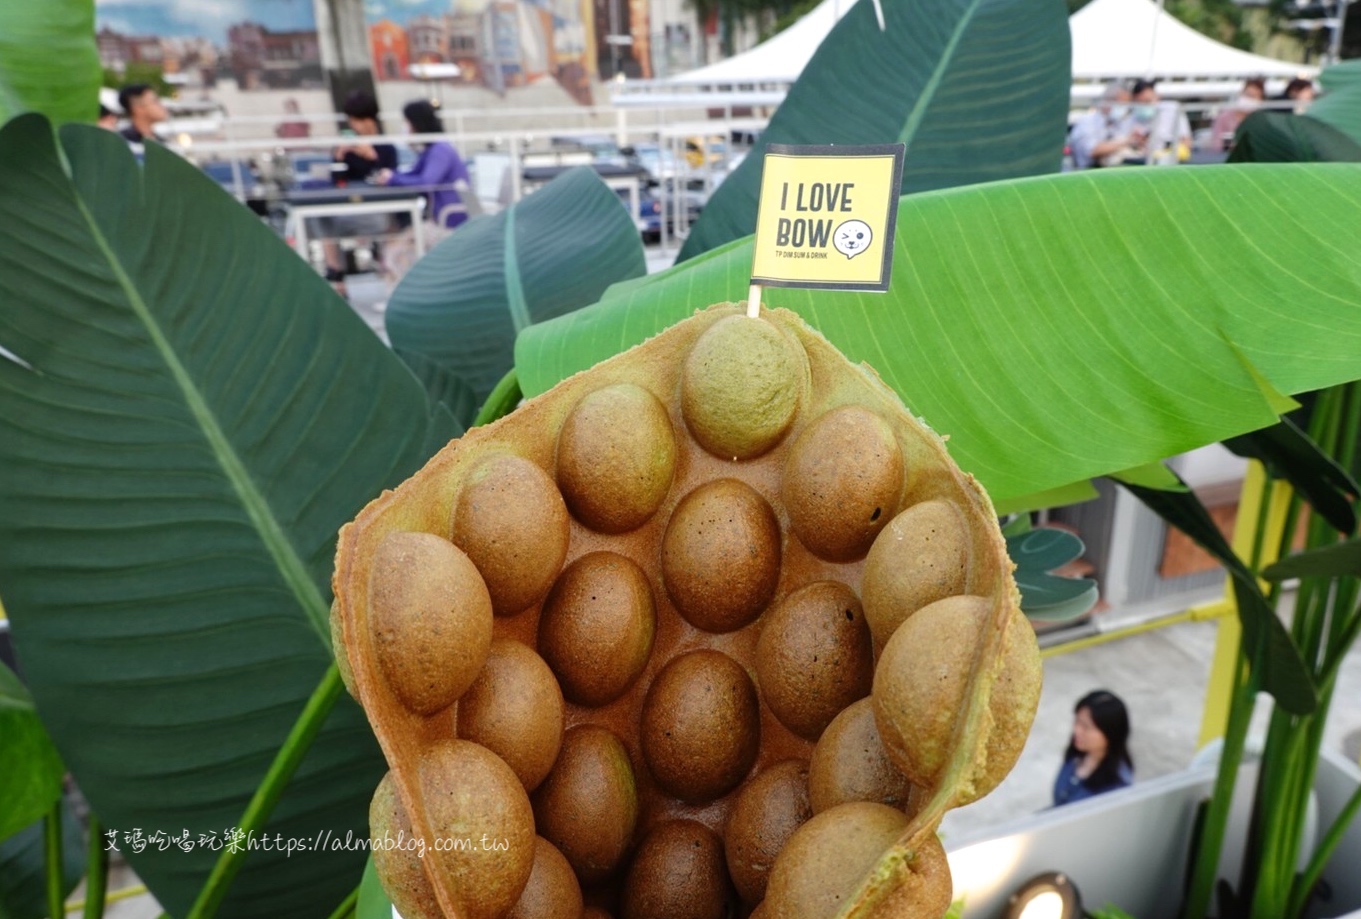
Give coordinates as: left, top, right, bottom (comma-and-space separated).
1211, 78, 1266, 151
1283, 77, 1316, 114
332, 91, 397, 182
376, 100, 474, 230
1069, 83, 1138, 169
313, 91, 400, 291
276, 98, 311, 140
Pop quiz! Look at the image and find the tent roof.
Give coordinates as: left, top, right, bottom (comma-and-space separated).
1071, 0, 1313, 80
663, 0, 855, 85
655, 0, 1311, 88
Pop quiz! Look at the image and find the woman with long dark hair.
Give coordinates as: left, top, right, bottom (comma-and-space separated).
1053, 689, 1133, 806
376, 99, 473, 229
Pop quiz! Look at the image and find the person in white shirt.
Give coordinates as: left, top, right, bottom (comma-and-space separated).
1069, 83, 1138, 169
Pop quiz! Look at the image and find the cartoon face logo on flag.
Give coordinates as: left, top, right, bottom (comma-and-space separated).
750, 144, 904, 293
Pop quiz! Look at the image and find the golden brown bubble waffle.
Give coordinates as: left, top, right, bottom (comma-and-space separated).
331, 303, 1041, 919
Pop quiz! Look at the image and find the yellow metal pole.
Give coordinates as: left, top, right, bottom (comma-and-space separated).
1039, 596, 1232, 659
1198, 462, 1293, 745
64, 885, 150, 914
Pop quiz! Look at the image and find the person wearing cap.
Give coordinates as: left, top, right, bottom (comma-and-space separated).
1068, 83, 1137, 169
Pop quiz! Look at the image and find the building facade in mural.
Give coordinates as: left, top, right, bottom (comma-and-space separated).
363, 0, 637, 104
96, 0, 320, 93
95, 0, 672, 117
228, 22, 323, 89
369, 19, 411, 80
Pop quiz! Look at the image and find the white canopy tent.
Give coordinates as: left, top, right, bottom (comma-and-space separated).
611, 0, 1313, 107
666, 0, 856, 85
1071, 0, 1314, 96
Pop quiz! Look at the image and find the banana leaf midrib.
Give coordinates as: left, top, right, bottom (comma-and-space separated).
59, 159, 331, 646
897, 0, 984, 148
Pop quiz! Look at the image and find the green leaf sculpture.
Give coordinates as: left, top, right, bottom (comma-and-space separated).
0, 0, 100, 125
0, 115, 457, 919
676, 0, 1071, 260
1005, 526, 1098, 624
386, 166, 646, 409
518, 165, 1361, 513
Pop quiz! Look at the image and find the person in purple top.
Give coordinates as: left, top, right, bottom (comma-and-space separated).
376, 100, 473, 229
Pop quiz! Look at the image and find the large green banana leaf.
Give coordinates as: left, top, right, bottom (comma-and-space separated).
0, 662, 64, 842
675, 0, 1071, 261
516, 164, 1361, 511
0, 115, 458, 918
0, 0, 100, 125
1227, 110, 1361, 163
385, 166, 646, 408
1308, 84, 1361, 148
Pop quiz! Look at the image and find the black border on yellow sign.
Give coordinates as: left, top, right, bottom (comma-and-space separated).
749, 143, 905, 293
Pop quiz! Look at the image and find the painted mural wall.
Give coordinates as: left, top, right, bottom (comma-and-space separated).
94, 0, 651, 118
95, 0, 337, 132
96, 0, 322, 92
362, 0, 651, 106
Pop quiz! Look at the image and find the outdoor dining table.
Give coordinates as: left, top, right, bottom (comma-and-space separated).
282, 184, 431, 262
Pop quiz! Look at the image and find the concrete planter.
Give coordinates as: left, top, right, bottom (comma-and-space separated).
946, 749, 1361, 919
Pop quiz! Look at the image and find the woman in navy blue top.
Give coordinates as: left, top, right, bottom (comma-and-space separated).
376, 100, 473, 229
1053, 689, 1133, 806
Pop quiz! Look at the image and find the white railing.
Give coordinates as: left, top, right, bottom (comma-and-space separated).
166, 112, 769, 261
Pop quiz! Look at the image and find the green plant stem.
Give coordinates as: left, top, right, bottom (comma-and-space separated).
182, 665, 344, 919
1251, 722, 1311, 917
1280, 687, 1333, 885
84, 813, 108, 919
1245, 488, 1309, 910
1185, 651, 1258, 919
44, 800, 63, 919
1288, 779, 1361, 918
1189, 463, 1286, 919
1261, 382, 1361, 919
1321, 605, 1361, 682
1253, 389, 1354, 917
1247, 471, 1278, 572
323, 885, 359, 919
1249, 555, 1322, 911
472, 369, 522, 428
